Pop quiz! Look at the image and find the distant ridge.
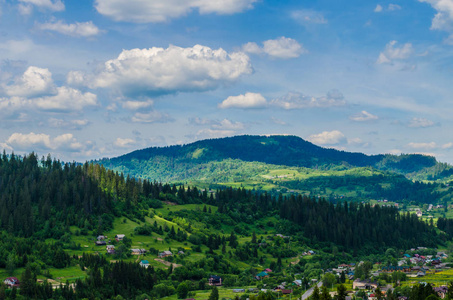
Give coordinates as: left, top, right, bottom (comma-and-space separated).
101, 135, 442, 181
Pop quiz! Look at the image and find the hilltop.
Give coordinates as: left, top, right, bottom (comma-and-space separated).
99, 135, 453, 203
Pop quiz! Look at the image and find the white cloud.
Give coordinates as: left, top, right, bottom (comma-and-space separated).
374, 4, 401, 13
270, 90, 346, 109
114, 138, 136, 148
349, 110, 379, 122
242, 42, 262, 55
3, 66, 55, 97
408, 117, 435, 128
18, 0, 64, 12
419, 0, 453, 30
212, 119, 245, 130
218, 92, 267, 109
242, 37, 306, 59
442, 142, 453, 149
18, 4, 33, 15
48, 118, 90, 129
131, 111, 173, 123
37, 20, 102, 38
82, 45, 251, 97
308, 130, 347, 145
388, 4, 402, 11
407, 142, 437, 150
122, 99, 154, 110
33, 87, 98, 111
376, 40, 414, 64
262, 37, 306, 59
189, 117, 217, 126
0, 66, 97, 113
5, 132, 84, 153
195, 129, 236, 139
94, 0, 257, 23
348, 137, 370, 148
0, 39, 35, 55
290, 9, 327, 25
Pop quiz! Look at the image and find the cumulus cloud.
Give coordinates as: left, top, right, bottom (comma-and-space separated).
37, 20, 102, 38
374, 4, 401, 13
0, 66, 98, 113
349, 111, 379, 122
78, 45, 251, 97
290, 9, 327, 25
190, 117, 245, 138
18, 0, 64, 12
408, 117, 435, 128
114, 137, 136, 148
122, 99, 154, 110
376, 40, 414, 64
212, 119, 245, 130
388, 4, 402, 11
419, 0, 453, 43
263, 37, 306, 59
32, 87, 98, 111
243, 37, 306, 59
94, 0, 257, 23
131, 111, 173, 123
5, 132, 85, 153
270, 90, 346, 109
407, 142, 437, 150
219, 92, 267, 109
3, 66, 55, 97
242, 42, 262, 55
308, 130, 347, 146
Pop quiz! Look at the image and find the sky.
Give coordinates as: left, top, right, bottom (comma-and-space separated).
1, 0, 453, 163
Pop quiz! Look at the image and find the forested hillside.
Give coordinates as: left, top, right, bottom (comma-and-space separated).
99, 135, 452, 204
0, 151, 448, 299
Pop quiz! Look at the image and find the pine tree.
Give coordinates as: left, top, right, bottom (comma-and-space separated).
252, 231, 257, 244
209, 286, 219, 300
320, 285, 332, 300
310, 285, 320, 300
335, 284, 347, 300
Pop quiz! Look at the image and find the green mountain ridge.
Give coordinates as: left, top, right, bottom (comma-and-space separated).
101, 135, 446, 178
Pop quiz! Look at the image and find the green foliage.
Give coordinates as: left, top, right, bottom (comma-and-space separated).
209, 286, 219, 300
177, 282, 189, 299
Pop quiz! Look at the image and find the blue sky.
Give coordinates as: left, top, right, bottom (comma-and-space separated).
1, 0, 453, 163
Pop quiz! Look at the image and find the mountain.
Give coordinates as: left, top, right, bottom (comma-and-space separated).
99, 135, 452, 203
100, 135, 443, 179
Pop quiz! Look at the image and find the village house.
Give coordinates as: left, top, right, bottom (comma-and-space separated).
97, 235, 106, 240
131, 248, 146, 255
4, 277, 20, 288
208, 275, 222, 286
139, 260, 149, 268
434, 286, 448, 299
353, 279, 378, 290
158, 250, 173, 258
381, 266, 412, 273
256, 271, 269, 280
95, 240, 107, 246
106, 245, 115, 254
115, 234, 125, 241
